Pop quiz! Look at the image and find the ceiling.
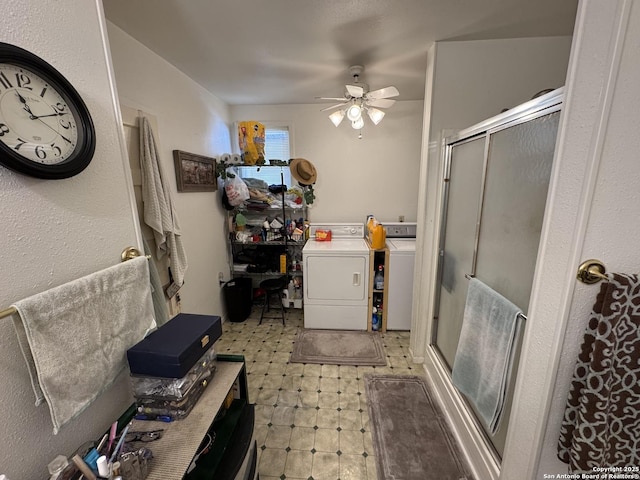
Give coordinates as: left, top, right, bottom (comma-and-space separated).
102, 0, 578, 106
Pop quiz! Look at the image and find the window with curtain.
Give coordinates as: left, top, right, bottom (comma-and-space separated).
238, 125, 292, 185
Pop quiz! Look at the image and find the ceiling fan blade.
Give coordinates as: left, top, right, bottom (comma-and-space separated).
366, 86, 400, 100
367, 98, 396, 108
315, 96, 349, 101
346, 84, 364, 98
320, 102, 348, 112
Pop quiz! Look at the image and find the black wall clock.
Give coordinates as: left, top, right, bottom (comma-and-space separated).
0, 42, 96, 179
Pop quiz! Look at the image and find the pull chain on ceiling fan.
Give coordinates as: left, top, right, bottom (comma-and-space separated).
316, 65, 399, 131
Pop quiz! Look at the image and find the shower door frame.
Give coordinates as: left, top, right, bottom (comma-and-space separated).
430, 88, 564, 464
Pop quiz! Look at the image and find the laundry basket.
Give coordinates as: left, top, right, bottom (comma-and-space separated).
223, 277, 253, 322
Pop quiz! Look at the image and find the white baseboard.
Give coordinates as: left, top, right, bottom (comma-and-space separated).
408, 347, 424, 364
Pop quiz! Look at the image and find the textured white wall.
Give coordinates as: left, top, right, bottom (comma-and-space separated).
106, 23, 233, 314
0, 1, 141, 478
230, 101, 424, 224
430, 37, 573, 135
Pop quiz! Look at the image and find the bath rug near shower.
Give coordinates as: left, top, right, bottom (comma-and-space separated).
289, 329, 387, 366
365, 374, 473, 480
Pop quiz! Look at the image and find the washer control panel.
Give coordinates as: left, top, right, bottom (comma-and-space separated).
309, 223, 365, 239
383, 222, 417, 238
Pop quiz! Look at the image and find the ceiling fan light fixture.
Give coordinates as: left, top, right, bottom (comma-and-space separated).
329, 109, 345, 127
346, 104, 362, 122
318, 65, 399, 134
352, 117, 365, 130
367, 107, 385, 125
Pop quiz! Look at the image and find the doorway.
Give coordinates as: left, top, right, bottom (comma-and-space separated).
120, 105, 181, 317
431, 90, 562, 457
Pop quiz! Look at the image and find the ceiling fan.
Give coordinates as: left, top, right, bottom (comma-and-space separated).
316, 65, 399, 129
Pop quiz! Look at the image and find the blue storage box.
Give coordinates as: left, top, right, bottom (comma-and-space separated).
127, 313, 222, 378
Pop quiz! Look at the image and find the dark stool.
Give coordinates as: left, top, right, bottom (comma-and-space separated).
259, 277, 287, 325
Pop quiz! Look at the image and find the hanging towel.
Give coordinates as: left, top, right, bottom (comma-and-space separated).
451, 278, 523, 435
11, 257, 156, 434
140, 116, 188, 287
558, 273, 640, 472
143, 237, 170, 327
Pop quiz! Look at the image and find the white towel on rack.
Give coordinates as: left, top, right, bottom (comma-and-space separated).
140, 116, 188, 287
11, 257, 156, 434
451, 278, 523, 435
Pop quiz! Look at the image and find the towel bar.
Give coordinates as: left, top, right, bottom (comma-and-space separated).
0, 249, 151, 320
576, 259, 608, 284
467, 260, 609, 286
463, 274, 528, 322
0, 306, 17, 319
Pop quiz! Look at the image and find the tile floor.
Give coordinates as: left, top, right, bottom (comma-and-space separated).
214, 307, 420, 480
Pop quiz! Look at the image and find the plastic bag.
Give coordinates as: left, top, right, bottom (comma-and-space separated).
224, 168, 249, 206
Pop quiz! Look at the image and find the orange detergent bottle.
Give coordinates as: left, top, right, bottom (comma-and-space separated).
371, 223, 386, 249
367, 215, 375, 235
367, 216, 386, 250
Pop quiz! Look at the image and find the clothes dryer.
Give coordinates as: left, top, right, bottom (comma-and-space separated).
302, 223, 370, 330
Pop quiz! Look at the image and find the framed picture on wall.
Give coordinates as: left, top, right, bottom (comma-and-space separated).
173, 150, 217, 192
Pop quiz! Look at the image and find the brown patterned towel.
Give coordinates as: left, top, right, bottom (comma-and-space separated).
558, 273, 640, 472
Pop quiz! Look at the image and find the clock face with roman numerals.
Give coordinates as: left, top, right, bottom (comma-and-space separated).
0, 42, 95, 179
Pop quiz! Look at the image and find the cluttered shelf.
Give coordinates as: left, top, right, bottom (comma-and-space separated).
229, 213, 307, 244
224, 166, 310, 285
122, 316, 257, 480
231, 244, 304, 274
220, 160, 317, 319
366, 217, 389, 333
232, 204, 306, 213
43, 317, 253, 480
229, 237, 306, 246
233, 270, 303, 277
128, 358, 247, 480
223, 169, 307, 218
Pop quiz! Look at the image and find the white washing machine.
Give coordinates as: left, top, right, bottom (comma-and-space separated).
385, 223, 417, 330
303, 223, 370, 330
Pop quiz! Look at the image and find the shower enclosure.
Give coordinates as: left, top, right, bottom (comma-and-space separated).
431, 89, 562, 459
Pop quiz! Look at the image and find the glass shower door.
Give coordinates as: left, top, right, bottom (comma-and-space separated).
432, 106, 561, 458
476, 112, 560, 312
434, 136, 486, 369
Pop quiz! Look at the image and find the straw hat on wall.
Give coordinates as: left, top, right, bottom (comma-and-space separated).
289, 158, 317, 186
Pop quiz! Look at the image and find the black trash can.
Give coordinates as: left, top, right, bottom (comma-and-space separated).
223, 277, 253, 322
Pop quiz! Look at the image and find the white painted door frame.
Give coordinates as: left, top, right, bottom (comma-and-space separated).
504, 1, 637, 477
